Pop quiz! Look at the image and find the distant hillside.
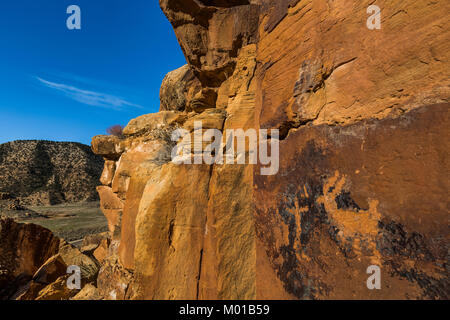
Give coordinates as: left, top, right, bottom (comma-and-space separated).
0, 140, 104, 205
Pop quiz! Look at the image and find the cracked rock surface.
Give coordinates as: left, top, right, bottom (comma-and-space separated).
88, 0, 449, 299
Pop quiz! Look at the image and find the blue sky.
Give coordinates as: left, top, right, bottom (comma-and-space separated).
0, 0, 186, 145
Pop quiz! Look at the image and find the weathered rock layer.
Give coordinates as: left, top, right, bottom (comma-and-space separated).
91, 0, 449, 299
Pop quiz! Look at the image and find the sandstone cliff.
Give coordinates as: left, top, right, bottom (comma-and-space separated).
0, 140, 104, 206
90, 0, 449, 300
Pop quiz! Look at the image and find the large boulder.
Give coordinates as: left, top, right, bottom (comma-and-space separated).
0, 218, 60, 299
159, 65, 202, 112
58, 242, 100, 284
32, 254, 67, 285
0, 218, 105, 300
123, 111, 185, 136
91, 135, 123, 161
34, 275, 76, 300
71, 283, 101, 300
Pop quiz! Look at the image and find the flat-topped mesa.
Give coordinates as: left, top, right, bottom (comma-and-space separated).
91, 0, 449, 300
0, 140, 103, 206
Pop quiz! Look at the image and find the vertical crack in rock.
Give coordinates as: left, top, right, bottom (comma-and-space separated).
196, 248, 204, 299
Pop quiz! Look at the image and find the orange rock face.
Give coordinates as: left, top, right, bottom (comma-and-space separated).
91, 0, 449, 299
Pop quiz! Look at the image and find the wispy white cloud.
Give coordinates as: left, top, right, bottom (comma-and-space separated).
35, 76, 143, 110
